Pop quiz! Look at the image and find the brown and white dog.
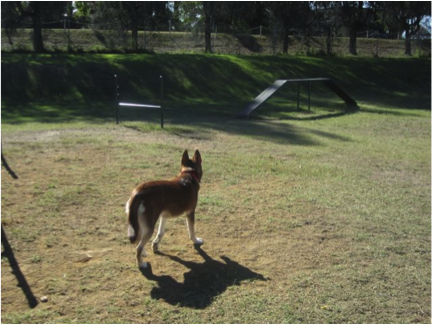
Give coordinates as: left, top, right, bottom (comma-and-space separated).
125, 150, 203, 269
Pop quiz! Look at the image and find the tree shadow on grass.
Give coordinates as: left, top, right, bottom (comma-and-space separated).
160, 104, 353, 146
140, 246, 267, 309
1, 226, 38, 309
1, 98, 353, 146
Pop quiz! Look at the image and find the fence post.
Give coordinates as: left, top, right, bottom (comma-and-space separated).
114, 74, 119, 125
308, 81, 311, 111
160, 75, 164, 129
297, 82, 300, 110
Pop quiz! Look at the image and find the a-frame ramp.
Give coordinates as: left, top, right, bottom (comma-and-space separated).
236, 78, 358, 118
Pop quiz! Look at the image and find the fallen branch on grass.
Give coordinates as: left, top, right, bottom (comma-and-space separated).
0, 138, 18, 179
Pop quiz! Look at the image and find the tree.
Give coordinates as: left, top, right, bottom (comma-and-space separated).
122, 2, 143, 51
333, 1, 376, 55
172, 1, 202, 31
240, 2, 267, 30
202, 2, 214, 53
174, 2, 266, 53
90, 2, 139, 51
89, 1, 170, 52
201, 2, 237, 53
267, 2, 313, 54
74, 1, 92, 24
379, 2, 431, 56
312, 2, 345, 56
1, 1, 70, 52
184, 2, 226, 53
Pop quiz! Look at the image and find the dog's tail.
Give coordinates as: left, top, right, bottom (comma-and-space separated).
126, 193, 144, 244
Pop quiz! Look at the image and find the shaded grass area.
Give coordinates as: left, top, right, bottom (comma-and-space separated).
2, 54, 431, 126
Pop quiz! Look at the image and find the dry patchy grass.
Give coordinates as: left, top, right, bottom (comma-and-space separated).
1, 108, 431, 323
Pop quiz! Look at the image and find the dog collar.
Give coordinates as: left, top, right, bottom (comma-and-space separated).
181, 169, 200, 183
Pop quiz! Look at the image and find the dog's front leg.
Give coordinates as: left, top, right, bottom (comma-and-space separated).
186, 212, 203, 245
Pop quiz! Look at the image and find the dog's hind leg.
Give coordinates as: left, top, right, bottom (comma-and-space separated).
186, 212, 203, 245
135, 204, 154, 269
136, 226, 153, 269
151, 214, 168, 253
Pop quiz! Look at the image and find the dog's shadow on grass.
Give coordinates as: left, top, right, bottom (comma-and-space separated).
140, 246, 267, 309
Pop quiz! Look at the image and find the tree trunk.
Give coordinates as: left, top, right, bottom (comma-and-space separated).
5, 28, 14, 45
203, 2, 212, 53
348, 27, 357, 55
31, 2, 44, 52
282, 27, 289, 54
204, 22, 212, 53
404, 29, 411, 56
326, 27, 332, 55
271, 25, 277, 55
131, 25, 138, 52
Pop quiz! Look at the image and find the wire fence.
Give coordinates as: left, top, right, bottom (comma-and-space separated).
1, 21, 431, 57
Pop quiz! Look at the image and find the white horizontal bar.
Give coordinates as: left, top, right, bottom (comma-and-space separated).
119, 102, 161, 108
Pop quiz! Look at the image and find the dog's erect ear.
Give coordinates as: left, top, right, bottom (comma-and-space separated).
181, 150, 189, 166
193, 149, 202, 165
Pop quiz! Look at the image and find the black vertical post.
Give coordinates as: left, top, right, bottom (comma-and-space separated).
297, 81, 300, 110
160, 75, 164, 128
115, 74, 119, 125
308, 81, 311, 111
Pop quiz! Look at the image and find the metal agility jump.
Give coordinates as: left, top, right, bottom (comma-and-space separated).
115, 74, 165, 128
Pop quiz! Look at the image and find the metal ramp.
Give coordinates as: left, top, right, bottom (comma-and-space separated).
236, 78, 358, 118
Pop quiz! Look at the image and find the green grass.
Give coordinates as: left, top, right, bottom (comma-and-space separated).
1, 54, 431, 323
2, 105, 430, 323
2, 54, 430, 126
